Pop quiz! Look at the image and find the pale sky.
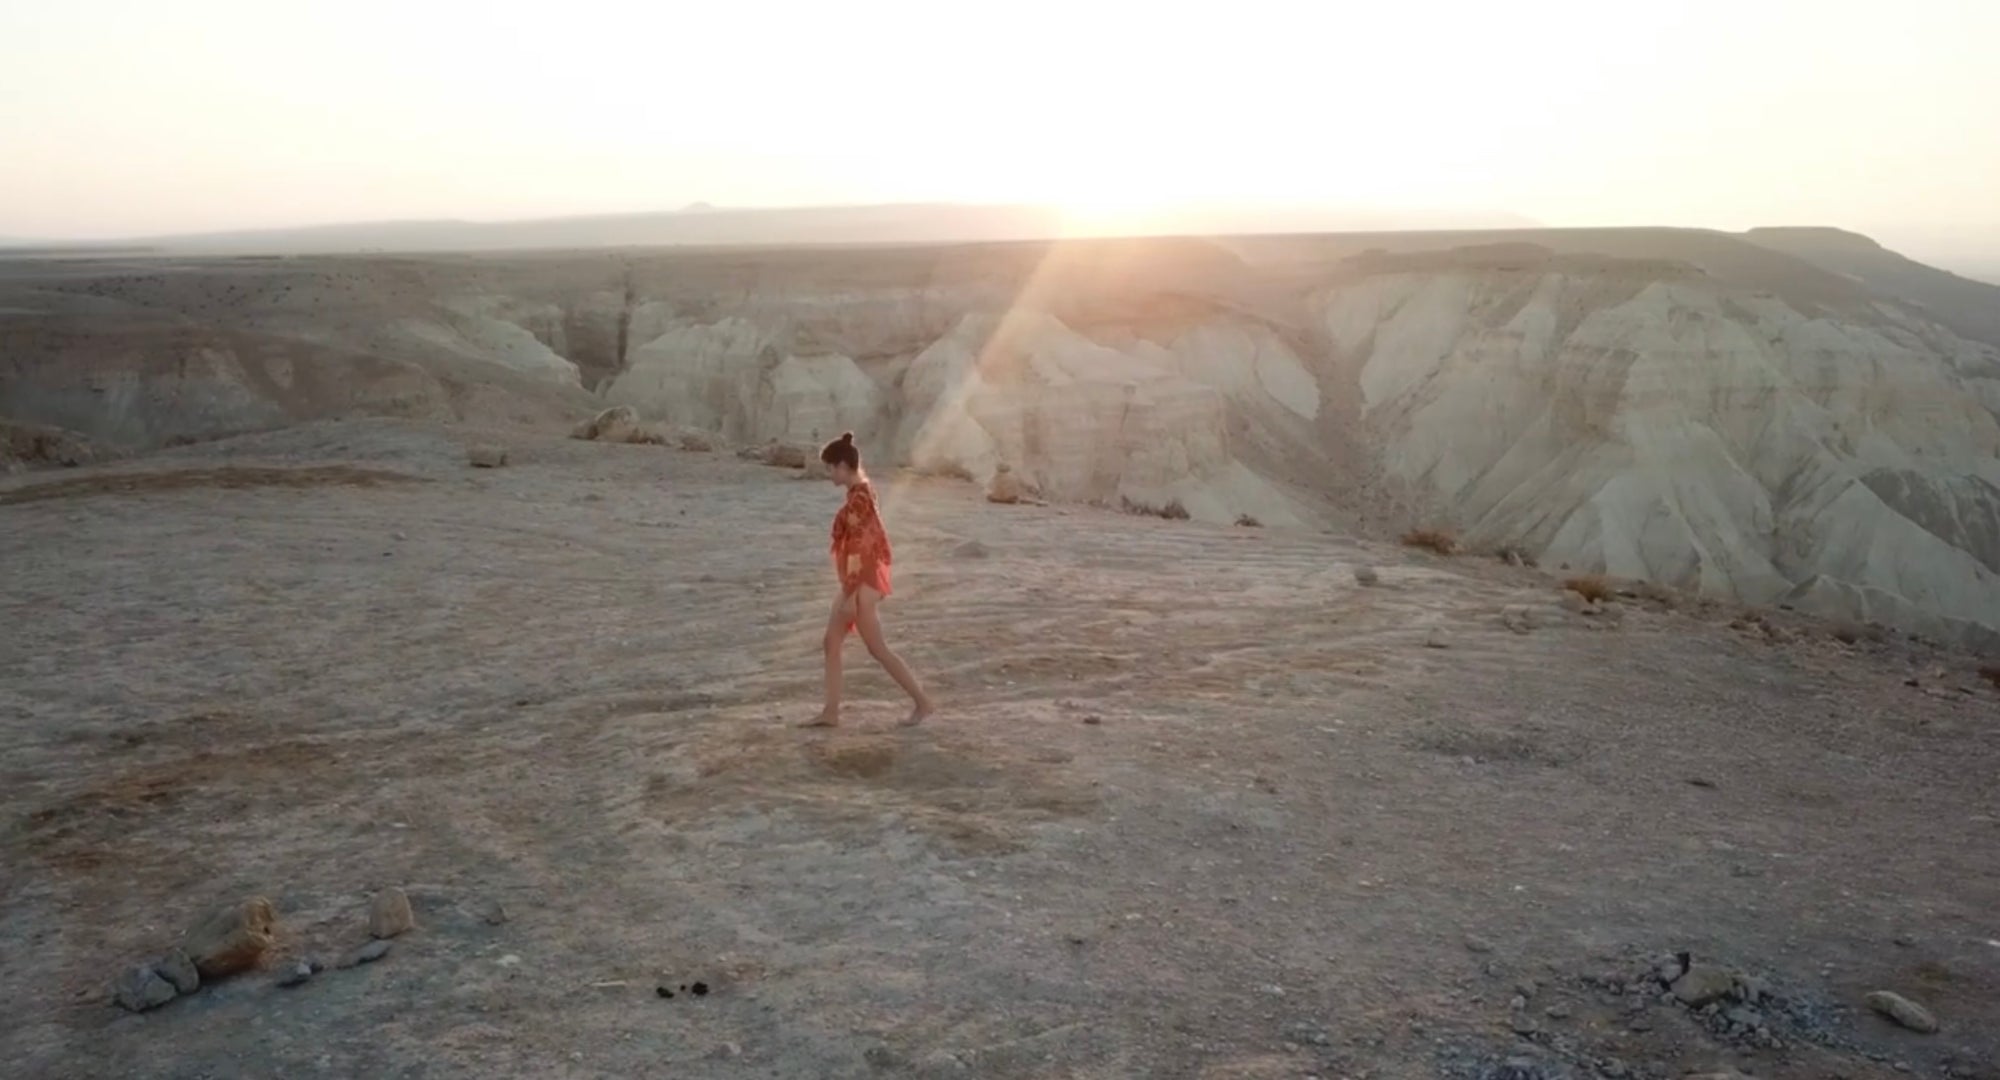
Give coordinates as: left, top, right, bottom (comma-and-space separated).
3, 0, 1997, 260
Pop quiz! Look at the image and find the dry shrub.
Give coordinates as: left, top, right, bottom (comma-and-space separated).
1121, 496, 1190, 521
1400, 527, 1458, 555
1563, 574, 1613, 604
1234, 514, 1263, 528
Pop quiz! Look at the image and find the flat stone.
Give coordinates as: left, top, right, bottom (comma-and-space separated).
339, 939, 393, 969
1866, 990, 1939, 1033
276, 962, 314, 988
114, 965, 178, 1012
153, 950, 200, 995
1672, 965, 1737, 1007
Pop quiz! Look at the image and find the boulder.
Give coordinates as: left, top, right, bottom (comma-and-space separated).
571, 405, 648, 444
762, 442, 808, 469
368, 887, 416, 939
1865, 990, 1939, 1033
181, 896, 277, 979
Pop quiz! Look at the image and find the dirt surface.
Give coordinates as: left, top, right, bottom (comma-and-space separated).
2, 420, 1997, 1079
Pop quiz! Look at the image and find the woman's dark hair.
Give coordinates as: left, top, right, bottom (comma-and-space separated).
820, 431, 860, 469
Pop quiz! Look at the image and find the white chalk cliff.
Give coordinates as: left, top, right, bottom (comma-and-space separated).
7, 228, 2000, 645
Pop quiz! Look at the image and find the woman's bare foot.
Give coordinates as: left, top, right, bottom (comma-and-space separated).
800, 709, 840, 728
899, 697, 936, 727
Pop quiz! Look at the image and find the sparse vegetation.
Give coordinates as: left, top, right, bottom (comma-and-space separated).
1400, 527, 1458, 555
1234, 513, 1262, 528
1563, 574, 1614, 604
1121, 496, 1190, 521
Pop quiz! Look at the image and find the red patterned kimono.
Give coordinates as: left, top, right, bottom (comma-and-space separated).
830, 481, 893, 630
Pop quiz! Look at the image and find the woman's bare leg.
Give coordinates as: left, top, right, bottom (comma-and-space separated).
853, 588, 935, 726
802, 592, 855, 727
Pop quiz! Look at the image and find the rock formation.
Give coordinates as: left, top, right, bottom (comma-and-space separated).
7, 228, 2000, 645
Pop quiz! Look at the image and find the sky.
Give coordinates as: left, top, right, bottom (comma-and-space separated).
2, 0, 1997, 265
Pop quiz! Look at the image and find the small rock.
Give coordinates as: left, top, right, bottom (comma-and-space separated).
1511, 994, 1529, 1011
1893, 935, 1916, 948
1866, 990, 1939, 1033
985, 465, 1023, 504
368, 888, 415, 939
1733, 974, 1772, 1002
114, 965, 178, 1012
1544, 1003, 1572, 1020
1081, 714, 1102, 725
153, 951, 200, 995
1627, 1017, 1653, 1033
276, 962, 314, 988
1353, 566, 1381, 587
480, 900, 509, 926
1725, 1005, 1763, 1029
1424, 627, 1450, 649
952, 540, 991, 559
467, 445, 508, 468
182, 896, 278, 979
1464, 934, 1495, 954
1509, 1015, 1539, 1037
1560, 591, 1590, 615
1672, 965, 1738, 1007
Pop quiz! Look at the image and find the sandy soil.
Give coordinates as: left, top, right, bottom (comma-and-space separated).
2, 420, 1997, 1079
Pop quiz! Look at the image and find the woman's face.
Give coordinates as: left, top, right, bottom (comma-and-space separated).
828, 461, 856, 486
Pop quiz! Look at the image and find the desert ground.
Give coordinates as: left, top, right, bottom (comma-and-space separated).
2, 419, 1997, 1079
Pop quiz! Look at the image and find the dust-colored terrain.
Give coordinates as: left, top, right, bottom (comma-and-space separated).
3, 421, 1997, 1079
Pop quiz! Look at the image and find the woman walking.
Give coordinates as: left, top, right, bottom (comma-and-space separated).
803, 433, 935, 728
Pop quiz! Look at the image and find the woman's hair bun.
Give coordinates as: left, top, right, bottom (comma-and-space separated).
838, 432, 855, 445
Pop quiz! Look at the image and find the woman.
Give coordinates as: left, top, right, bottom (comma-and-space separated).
804, 433, 935, 728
